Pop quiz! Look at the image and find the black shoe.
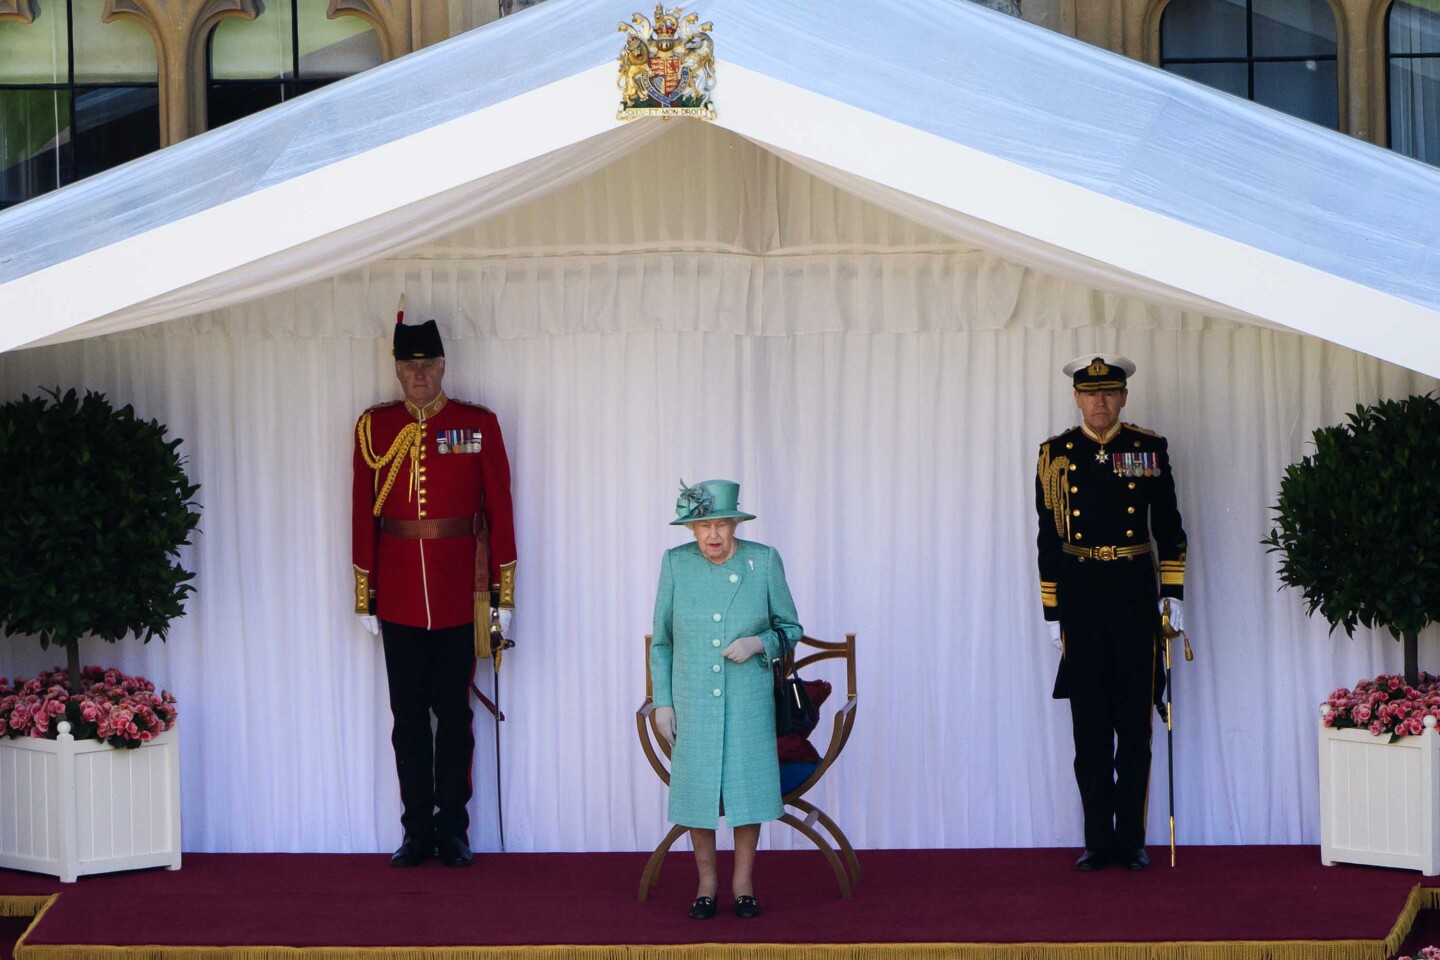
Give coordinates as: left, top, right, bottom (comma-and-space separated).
436, 834, 474, 868
1117, 847, 1150, 871
689, 896, 717, 920
390, 835, 433, 867
1074, 849, 1110, 871
734, 895, 761, 919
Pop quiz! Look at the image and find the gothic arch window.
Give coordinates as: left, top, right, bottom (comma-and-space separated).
1159, 0, 1339, 129
1387, 0, 1440, 166
206, 0, 381, 130
0, 0, 159, 208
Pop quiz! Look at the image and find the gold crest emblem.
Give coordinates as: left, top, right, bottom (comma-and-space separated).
617, 5, 716, 121
1087, 359, 1110, 377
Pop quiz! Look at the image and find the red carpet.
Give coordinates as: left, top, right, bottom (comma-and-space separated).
0, 846, 1433, 959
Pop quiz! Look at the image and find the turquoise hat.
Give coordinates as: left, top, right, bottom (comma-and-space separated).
671, 478, 756, 525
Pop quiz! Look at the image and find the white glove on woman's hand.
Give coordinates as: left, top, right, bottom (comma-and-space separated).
653, 705, 676, 745
1161, 598, 1185, 633
722, 635, 765, 663
1047, 621, 1062, 651
359, 615, 380, 636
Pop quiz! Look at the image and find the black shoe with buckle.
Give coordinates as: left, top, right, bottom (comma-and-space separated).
389, 835, 433, 868
688, 896, 717, 920
1117, 847, 1150, 871
436, 834, 474, 868
734, 895, 761, 918
1074, 849, 1110, 871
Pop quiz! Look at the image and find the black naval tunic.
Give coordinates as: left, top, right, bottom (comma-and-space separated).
1035, 421, 1186, 854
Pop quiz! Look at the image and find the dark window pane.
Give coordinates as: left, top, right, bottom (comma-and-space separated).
1164, 61, 1249, 98
1252, 0, 1335, 57
1160, 0, 1247, 61
71, 85, 159, 179
1390, 0, 1440, 57
207, 82, 286, 128
0, 88, 69, 208
1254, 59, 1337, 128
1390, 57, 1440, 165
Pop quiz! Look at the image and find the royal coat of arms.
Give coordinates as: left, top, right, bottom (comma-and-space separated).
617, 5, 715, 120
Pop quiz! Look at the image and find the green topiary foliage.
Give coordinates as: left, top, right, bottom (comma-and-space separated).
0, 389, 201, 678
1262, 393, 1440, 684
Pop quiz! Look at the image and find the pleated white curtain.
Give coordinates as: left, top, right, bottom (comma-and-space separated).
1, 123, 1435, 854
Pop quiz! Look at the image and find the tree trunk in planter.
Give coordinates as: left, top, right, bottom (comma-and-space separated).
66, 639, 81, 692
1405, 631, 1420, 688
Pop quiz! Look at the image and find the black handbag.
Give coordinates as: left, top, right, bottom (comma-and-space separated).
774, 651, 818, 736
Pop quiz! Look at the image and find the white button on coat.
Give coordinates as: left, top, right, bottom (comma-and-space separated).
712, 688, 722, 697
712, 613, 722, 622
711, 638, 721, 647
729, 574, 739, 583
712, 664, 721, 673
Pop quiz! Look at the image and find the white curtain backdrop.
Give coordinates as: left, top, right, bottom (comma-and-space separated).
2, 122, 1436, 854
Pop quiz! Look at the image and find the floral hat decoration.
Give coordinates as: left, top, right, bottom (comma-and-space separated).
671, 478, 757, 526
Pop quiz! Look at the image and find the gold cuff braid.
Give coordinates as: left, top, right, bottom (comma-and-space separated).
498, 562, 517, 609
353, 566, 370, 615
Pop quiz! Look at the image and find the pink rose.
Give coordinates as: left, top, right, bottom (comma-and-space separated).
1353, 704, 1372, 723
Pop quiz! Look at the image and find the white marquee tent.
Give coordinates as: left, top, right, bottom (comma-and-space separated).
1, 0, 1438, 855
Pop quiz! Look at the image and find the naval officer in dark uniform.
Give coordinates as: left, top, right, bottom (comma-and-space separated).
352, 315, 517, 868
1035, 355, 1186, 872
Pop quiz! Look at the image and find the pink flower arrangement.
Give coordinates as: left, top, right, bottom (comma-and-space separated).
1323, 673, 1440, 740
0, 666, 177, 749
1399, 948, 1440, 960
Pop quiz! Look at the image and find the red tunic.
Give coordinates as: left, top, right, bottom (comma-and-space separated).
352, 394, 517, 630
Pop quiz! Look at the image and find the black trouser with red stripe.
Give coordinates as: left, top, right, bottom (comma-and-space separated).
380, 621, 476, 844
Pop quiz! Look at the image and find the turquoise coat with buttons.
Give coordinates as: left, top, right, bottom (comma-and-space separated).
651, 539, 803, 829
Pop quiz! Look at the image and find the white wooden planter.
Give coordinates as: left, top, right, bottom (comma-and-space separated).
1318, 710, 1440, 875
0, 723, 181, 883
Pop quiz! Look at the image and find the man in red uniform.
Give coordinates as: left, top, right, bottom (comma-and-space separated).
352, 316, 516, 868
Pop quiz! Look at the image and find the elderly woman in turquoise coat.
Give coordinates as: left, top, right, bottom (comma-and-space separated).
651, 478, 803, 921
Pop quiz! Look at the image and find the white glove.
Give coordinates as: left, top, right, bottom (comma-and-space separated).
722, 635, 765, 664
1162, 598, 1185, 633
498, 608, 513, 638
359, 615, 380, 636
653, 705, 676, 745
1047, 621, 1062, 652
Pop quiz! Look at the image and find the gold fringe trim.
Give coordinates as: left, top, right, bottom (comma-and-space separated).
0, 896, 50, 918
15, 886, 1440, 960
8, 938, 1418, 960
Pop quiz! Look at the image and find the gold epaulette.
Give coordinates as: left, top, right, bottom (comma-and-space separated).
1123, 422, 1162, 438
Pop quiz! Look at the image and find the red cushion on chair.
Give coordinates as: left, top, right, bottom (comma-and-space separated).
776, 679, 832, 763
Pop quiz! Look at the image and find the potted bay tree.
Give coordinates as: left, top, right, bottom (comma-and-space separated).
0, 388, 200, 882
1263, 393, 1440, 874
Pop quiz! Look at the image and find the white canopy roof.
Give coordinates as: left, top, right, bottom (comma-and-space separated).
2, 0, 1439, 374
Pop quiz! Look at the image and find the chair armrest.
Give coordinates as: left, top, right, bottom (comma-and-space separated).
784, 695, 858, 801
635, 698, 672, 784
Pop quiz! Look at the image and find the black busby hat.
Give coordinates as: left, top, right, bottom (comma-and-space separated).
392, 305, 445, 360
